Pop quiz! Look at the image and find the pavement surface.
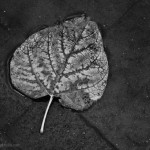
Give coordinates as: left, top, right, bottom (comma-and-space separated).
0, 0, 150, 150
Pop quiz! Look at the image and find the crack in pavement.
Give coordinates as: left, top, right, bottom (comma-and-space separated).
105, 0, 142, 31
78, 114, 119, 150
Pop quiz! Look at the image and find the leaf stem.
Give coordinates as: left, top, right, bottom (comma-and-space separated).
40, 94, 54, 133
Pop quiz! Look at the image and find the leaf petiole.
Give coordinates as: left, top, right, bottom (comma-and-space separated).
40, 94, 54, 133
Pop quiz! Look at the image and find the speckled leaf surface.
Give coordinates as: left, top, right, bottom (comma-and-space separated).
10, 15, 109, 111
0, 0, 150, 149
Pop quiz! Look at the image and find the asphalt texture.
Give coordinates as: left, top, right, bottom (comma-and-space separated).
0, 0, 150, 150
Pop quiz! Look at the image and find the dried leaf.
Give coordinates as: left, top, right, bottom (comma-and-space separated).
9, 14, 109, 133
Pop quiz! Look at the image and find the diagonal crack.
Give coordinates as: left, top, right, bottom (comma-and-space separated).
0, 102, 35, 143
106, 0, 142, 31
78, 114, 119, 150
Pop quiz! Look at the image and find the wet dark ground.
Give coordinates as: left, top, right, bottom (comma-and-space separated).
0, 0, 150, 150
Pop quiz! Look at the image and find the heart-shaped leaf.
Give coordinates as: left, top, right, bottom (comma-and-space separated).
9, 14, 109, 133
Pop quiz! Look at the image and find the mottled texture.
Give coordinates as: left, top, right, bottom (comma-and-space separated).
10, 15, 108, 110
0, 0, 150, 150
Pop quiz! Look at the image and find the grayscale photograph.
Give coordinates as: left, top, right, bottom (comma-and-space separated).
0, 0, 149, 150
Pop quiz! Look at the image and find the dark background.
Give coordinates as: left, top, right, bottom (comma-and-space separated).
0, 0, 150, 149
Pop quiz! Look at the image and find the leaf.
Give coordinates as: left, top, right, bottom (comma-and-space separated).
9, 14, 109, 133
